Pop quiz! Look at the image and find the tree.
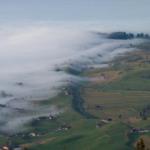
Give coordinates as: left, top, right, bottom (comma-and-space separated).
136, 138, 146, 150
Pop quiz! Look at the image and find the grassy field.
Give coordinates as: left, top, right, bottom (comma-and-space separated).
29, 122, 131, 150
28, 49, 150, 150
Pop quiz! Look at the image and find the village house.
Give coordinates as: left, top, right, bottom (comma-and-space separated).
131, 128, 150, 133
57, 124, 72, 131
96, 118, 113, 128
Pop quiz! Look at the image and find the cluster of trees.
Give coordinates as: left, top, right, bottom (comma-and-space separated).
137, 33, 150, 39
136, 138, 150, 150
140, 105, 150, 120
108, 32, 134, 39
108, 32, 150, 40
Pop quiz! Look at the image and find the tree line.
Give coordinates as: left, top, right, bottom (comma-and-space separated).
108, 32, 150, 40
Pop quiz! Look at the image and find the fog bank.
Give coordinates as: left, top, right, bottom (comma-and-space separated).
0, 24, 142, 133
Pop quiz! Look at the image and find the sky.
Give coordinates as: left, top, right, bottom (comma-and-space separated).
0, 0, 149, 21
0, 0, 150, 31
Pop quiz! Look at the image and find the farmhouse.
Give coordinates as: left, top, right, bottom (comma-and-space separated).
131, 128, 150, 133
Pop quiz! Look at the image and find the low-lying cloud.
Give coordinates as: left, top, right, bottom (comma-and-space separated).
0, 24, 142, 133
